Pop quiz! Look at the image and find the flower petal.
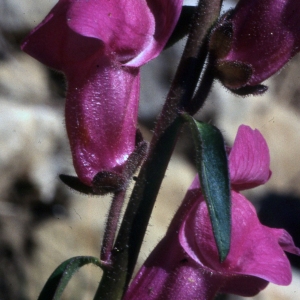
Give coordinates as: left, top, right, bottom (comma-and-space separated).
180, 190, 298, 286
161, 260, 222, 300
126, 0, 184, 67
66, 0, 154, 64
65, 57, 139, 186
67, 0, 183, 67
21, 0, 103, 71
229, 125, 271, 190
123, 236, 185, 300
272, 228, 300, 256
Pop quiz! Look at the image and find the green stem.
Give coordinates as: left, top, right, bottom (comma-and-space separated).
94, 1, 223, 299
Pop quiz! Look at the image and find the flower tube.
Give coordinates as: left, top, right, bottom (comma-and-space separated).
21, 0, 183, 187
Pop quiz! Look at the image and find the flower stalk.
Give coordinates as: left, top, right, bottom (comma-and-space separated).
100, 190, 126, 264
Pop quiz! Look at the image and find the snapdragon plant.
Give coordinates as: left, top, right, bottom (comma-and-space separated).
21, 0, 300, 299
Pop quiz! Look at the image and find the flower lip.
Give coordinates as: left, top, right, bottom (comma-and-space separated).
66, 0, 155, 64
65, 0, 184, 67
21, 1, 105, 70
179, 190, 297, 285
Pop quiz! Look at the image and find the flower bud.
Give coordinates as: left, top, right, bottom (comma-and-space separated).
209, 0, 300, 95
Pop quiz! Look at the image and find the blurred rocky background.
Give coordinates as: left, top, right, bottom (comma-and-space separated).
0, 0, 299, 299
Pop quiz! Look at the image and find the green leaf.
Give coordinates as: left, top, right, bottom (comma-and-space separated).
165, 6, 196, 49
38, 256, 103, 300
184, 115, 231, 261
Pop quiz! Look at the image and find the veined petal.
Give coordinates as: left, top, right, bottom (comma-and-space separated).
65, 57, 139, 186
229, 125, 271, 190
21, 0, 104, 71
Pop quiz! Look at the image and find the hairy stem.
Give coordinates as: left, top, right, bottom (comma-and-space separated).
100, 190, 126, 263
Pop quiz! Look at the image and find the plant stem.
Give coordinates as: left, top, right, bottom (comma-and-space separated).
94, 1, 223, 299
100, 190, 126, 263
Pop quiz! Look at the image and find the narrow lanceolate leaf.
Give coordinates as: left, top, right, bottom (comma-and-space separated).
184, 114, 231, 261
38, 256, 103, 300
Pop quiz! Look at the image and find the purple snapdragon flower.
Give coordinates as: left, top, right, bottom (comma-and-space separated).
123, 125, 300, 300
21, 0, 183, 187
210, 0, 300, 94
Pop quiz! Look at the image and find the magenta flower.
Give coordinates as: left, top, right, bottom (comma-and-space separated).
209, 0, 300, 94
21, 0, 183, 187
123, 125, 300, 300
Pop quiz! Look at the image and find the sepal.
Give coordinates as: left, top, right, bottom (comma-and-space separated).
229, 84, 268, 96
